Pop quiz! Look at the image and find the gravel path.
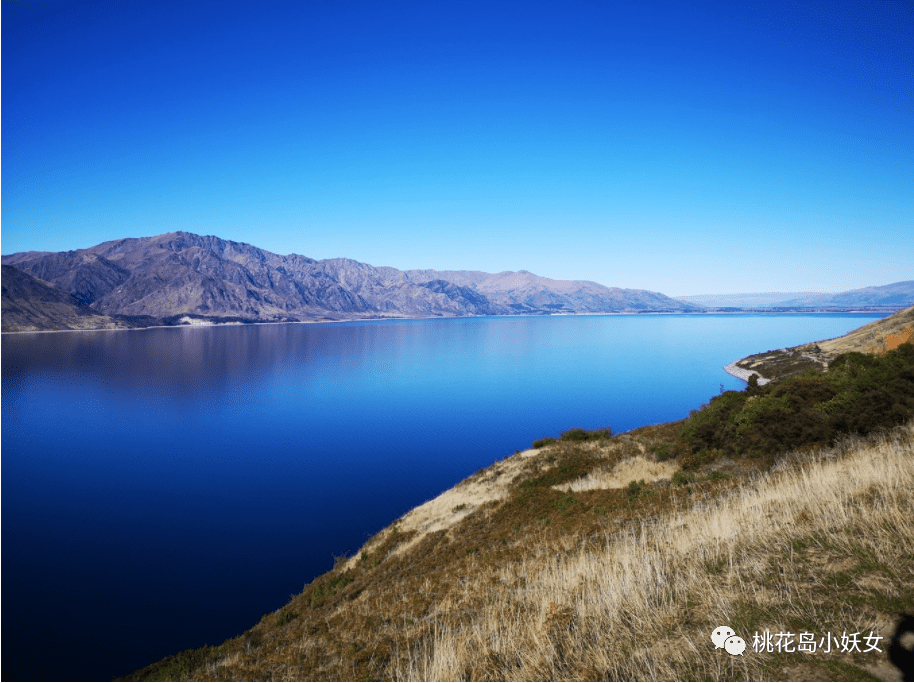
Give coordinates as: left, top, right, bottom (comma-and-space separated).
724, 361, 771, 385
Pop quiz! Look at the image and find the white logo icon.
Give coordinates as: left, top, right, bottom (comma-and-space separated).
724, 635, 746, 655
712, 626, 735, 649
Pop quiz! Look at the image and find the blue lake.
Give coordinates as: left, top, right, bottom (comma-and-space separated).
0, 313, 887, 680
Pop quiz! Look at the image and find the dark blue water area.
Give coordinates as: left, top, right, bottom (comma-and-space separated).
1, 313, 887, 680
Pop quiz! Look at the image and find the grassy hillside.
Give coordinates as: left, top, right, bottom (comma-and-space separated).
808, 305, 914, 357
123, 343, 914, 682
733, 305, 914, 382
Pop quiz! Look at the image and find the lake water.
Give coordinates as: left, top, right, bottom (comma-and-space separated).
1, 313, 887, 680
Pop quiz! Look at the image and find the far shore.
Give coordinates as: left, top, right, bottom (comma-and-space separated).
1, 307, 901, 336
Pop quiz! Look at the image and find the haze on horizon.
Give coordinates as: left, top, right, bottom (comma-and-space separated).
3, 0, 912, 297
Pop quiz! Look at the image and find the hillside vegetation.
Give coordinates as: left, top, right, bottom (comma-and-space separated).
733, 305, 914, 382
124, 342, 914, 682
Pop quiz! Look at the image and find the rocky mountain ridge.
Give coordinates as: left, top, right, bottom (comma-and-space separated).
1, 232, 700, 331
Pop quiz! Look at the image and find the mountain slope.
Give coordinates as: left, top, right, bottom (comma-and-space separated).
2, 232, 701, 327
1, 265, 132, 332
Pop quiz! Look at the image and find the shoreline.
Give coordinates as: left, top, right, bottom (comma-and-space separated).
1, 308, 897, 336
723, 361, 771, 385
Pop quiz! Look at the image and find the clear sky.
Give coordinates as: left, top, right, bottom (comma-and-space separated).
3, 0, 912, 296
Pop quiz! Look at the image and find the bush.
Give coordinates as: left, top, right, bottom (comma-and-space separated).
560, 428, 590, 442
275, 609, 297, 626
626, 479, 646, 498
671, 471, 694, 487
309, 574, 354, 607
676, 342, 914, 463
560, 427, 613, 442
589, 426, 614, 440
649, 443, 673, 461
520, 453, 601, 489
534, 427, 613, 448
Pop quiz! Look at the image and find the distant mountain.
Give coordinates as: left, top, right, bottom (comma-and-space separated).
1, 265, 131, 332
1, 232, 700, 331
774, 281, 914, 308
404, 269, 691, 312
675, 292, 822, 308
676, 281, 914, 310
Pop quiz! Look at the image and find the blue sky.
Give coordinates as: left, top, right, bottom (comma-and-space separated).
3, 0, 912, 296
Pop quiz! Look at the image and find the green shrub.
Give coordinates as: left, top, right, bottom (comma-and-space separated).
679, 391, 745, 447
534, 427, 613, 448
309, 574, 354, 607
553, 490, 578, 512
671, 471, 694, 487
676, 342, 914, 463
560, 428, 590, 442
275, 609, 298, 626
732, 393, 792, 437
626, 479, 646, 498
649, 443, 673, 461
521, 453, 600, 489
559, 427, 614, 442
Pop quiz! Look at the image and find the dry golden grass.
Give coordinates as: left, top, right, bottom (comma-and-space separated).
164, 420, 913, 682
810, 305, 914, 358
396, 423, 913, 682
556, 455, 678, 492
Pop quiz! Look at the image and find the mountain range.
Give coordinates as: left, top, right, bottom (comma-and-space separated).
675, 281, 914, 309
4, 232, 911, 333
1, 232, 699, 332
772, 280, 914, 308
